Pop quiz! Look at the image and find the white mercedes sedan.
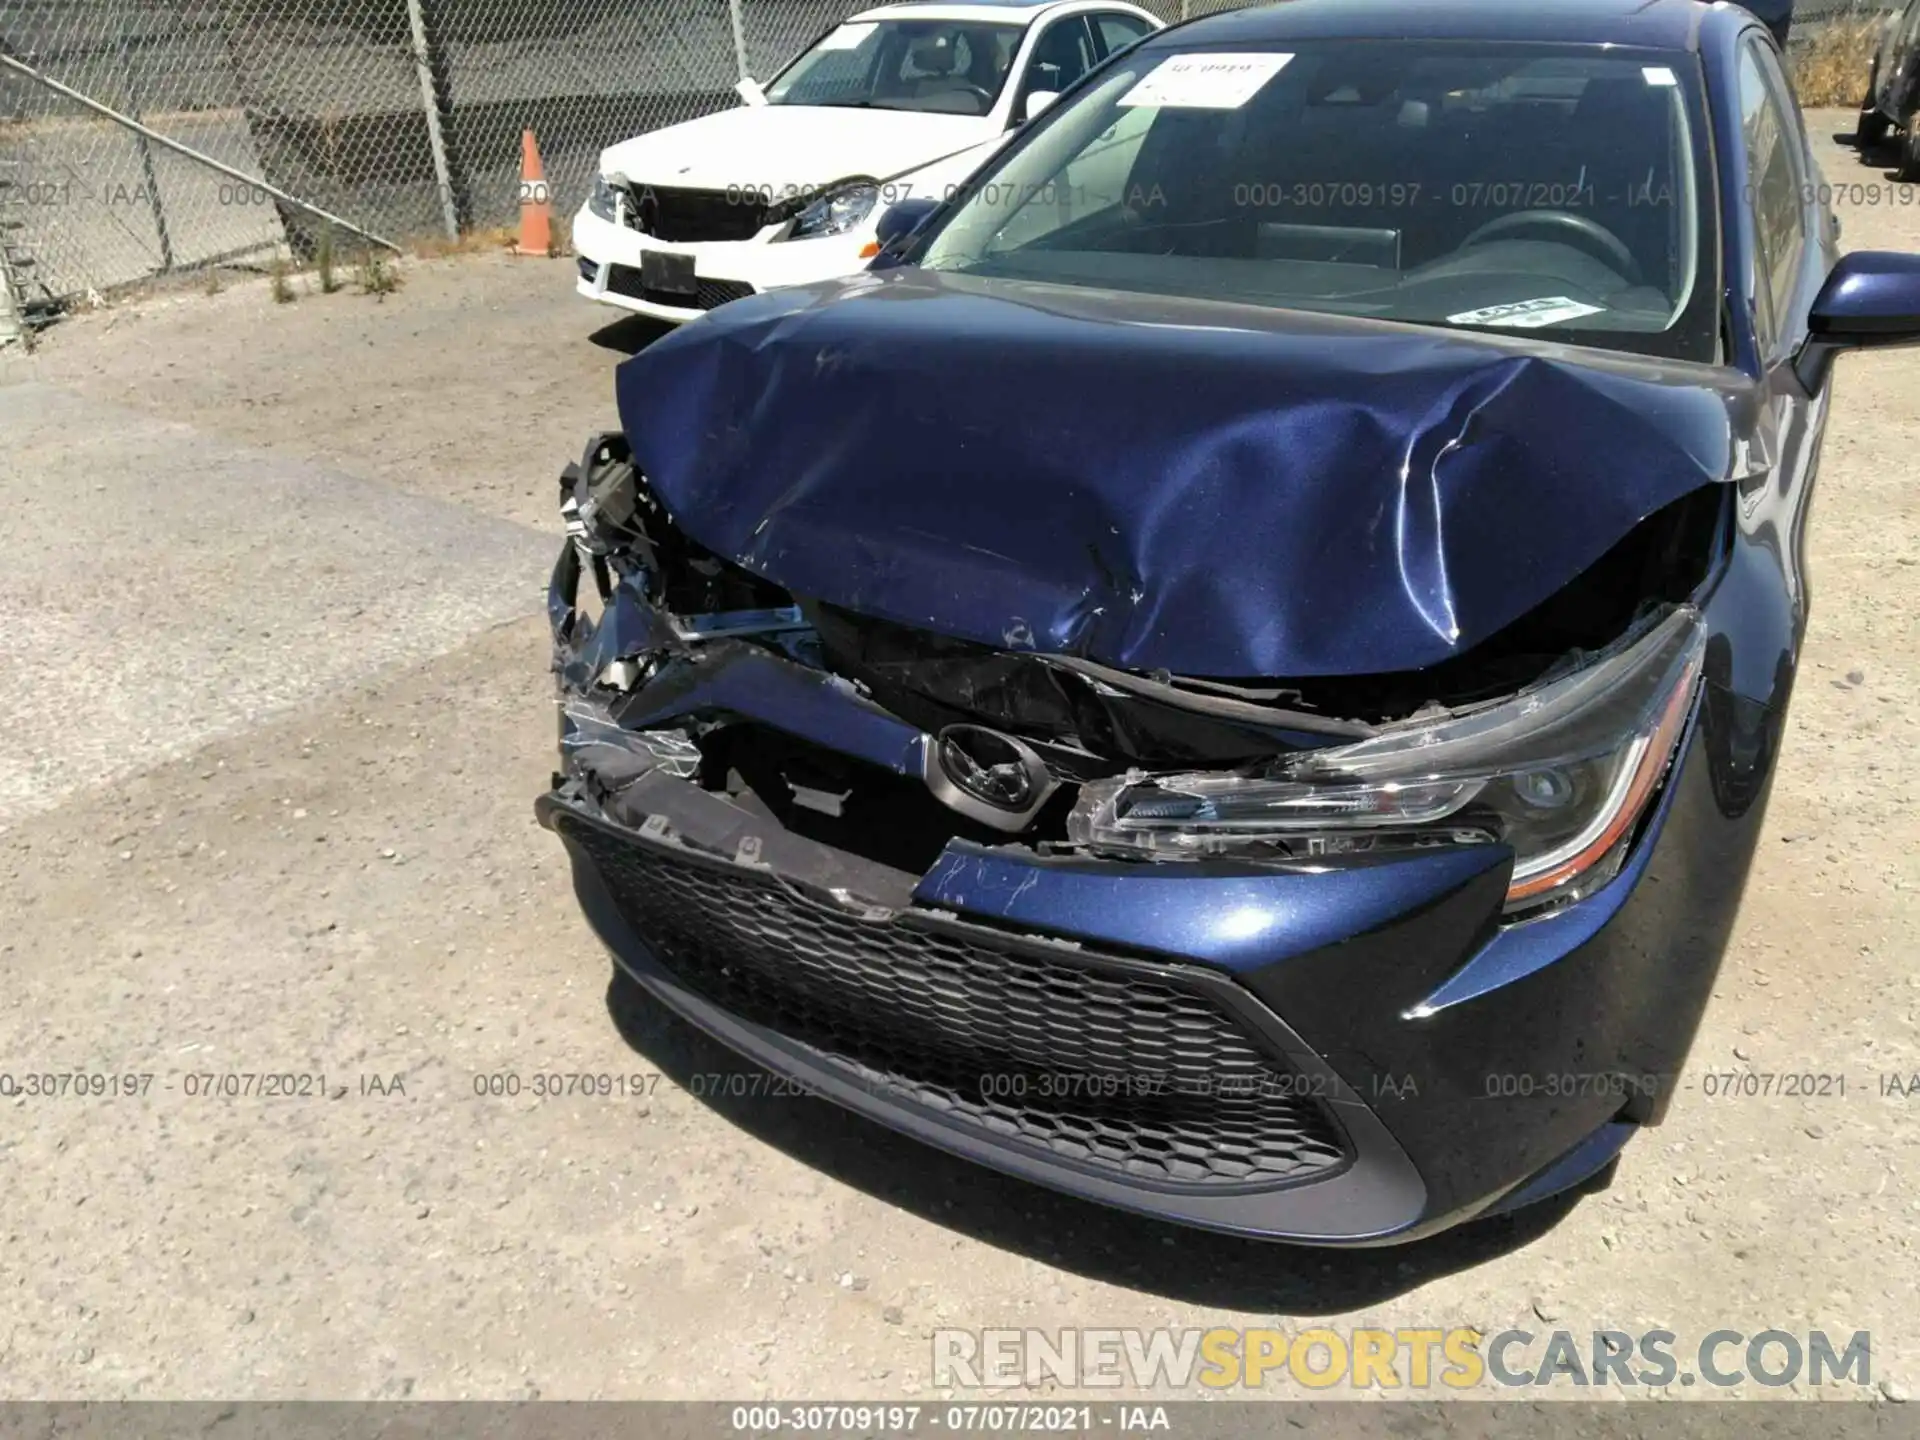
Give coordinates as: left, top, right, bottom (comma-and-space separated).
571, 0, 1162, 321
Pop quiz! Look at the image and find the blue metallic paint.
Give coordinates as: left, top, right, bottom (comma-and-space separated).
541, 0, 1860, 1238
1807, 250, 1920, 339
615, 277, 1744, 679
913, 842, 1511, 974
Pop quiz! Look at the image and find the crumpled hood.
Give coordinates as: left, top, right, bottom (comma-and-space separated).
600, 106, 996, 196
614, 270, 1751, 678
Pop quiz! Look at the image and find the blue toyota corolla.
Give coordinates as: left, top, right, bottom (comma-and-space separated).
538, 0, 1920, 1242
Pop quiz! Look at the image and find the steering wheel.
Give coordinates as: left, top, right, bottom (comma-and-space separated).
953, 81, 994, 109
1458, 209, 1643, 286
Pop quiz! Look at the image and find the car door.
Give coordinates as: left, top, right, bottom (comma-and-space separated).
1012, 14, 1101, 122
1888, 0, 1920, 119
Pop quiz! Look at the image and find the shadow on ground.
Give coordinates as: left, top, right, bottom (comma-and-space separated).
1835, 120, 1905, 175
588, 313, 680, 356
605, 968, 1581, 1313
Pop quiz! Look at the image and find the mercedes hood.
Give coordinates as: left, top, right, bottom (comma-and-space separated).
612, 269, 1750, 679
599, 106, 998, 197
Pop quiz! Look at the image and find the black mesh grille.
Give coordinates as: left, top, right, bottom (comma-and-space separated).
562, 814, 1351, 1189
623, 185, 773, 242
695, 278, 756, 309
603, 265, 754, 311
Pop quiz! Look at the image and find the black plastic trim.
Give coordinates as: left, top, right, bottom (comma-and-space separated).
537, 789, 1431, 1243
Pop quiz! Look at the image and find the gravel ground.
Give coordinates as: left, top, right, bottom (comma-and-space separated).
0, 112, 1917, 1404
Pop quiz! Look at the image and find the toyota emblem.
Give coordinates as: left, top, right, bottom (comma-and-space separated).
922, 725, 1057, 832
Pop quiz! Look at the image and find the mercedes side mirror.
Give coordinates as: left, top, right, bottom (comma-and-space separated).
1022, 89, 1061, 121
735, 76, 768, 107
1797, 250, 1920, 391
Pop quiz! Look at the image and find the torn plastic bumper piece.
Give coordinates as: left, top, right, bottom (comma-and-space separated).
537, 644, 1752, 1246
537, 427, 1765, 1241
538, 774, 1434, 1243
550, 509, 1067, 835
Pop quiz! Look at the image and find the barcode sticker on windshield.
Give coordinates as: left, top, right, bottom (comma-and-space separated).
818, 22, 876, 50
1118, 53, 1293, 110
1447, 297, 1606, 329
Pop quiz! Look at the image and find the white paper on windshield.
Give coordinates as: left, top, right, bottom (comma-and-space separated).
1643, 66, 1678, 86
1118, 53, 1293, 110
1447, 297, 1606, 329
818, 21, 876, 50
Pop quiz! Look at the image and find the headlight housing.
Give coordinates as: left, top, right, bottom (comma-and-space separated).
1067, 605, 1706, 916
587, 174, 620, 222
787, 180, 880, 239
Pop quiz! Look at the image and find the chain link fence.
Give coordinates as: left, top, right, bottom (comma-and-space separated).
1799, 0, 1895, 22
0, 0, 1192, 314
0, 0, 1903, 327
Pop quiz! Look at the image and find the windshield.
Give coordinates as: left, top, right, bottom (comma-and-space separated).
765, 18, 1027, 116
919, 41, 1717, 360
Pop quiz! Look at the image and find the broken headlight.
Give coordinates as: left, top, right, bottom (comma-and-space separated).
588, 175, 620, 222
1068, 605, 1706, 914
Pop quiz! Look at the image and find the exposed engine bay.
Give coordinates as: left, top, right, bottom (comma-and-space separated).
550, 432, 1723, 920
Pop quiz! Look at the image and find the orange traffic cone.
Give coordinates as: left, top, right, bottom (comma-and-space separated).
513, 129, 552, 256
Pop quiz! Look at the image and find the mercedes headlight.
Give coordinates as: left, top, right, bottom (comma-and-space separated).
1068, 605, 1706, 915
588, 174, 620, 222
787, 180, 880, 239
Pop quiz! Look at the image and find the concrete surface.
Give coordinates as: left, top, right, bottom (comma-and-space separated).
0, 112, 1915, 1403
0, 381, 550, 826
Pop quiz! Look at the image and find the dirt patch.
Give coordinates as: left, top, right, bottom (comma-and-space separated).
1796, 19, 1882, 108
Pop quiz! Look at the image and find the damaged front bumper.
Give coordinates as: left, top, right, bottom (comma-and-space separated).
536, 435, 1779, 1245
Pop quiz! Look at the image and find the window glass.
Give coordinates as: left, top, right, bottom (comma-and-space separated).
989, 103, 1157, 252
767, 19, 1026, 116
1095, 14, 1155, 56
1737, 41, 1805, 337
923, 43, 1718, 361
1024, 17, 1099, 99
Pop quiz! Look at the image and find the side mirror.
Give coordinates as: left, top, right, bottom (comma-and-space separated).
734, 76, 767, 107
1022, 90, 1061, 121
869, 197, 942, 265
1797, 250, 1920, 391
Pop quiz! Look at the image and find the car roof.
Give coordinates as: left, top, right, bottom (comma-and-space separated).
1155, 0, 1714, 52
851, 0, 1132, 22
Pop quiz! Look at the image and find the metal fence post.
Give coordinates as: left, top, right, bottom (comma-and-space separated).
0, 223, 27, 353
728, 0, 752, 80
113, 0, 176, 271
405, 0, 469, 238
